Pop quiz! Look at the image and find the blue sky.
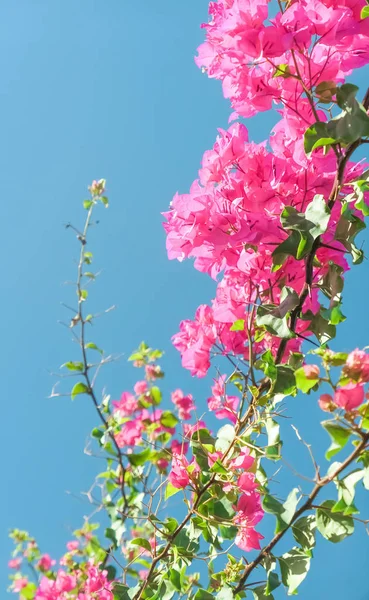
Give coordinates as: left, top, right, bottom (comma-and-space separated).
1, 1, 369, 597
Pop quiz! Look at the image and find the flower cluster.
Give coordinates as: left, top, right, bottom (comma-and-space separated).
8, 532, 113, 600
195, 0, 369, 119
163, 0, 369, 377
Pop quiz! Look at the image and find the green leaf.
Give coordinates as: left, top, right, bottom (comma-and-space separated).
230, 319, 245, 331
91, 427, 103, 441
169, 566, 185, 592
160, 411, 178, 428
265, 418, 282, 460
322, 421, 352, 460
84, 251, 93, 264
85, 342, 103, 354
318, 263, 344, 302
273, 63, 291, 78
83, 200, 93, 210
215, 424, 235, 452
105, 527, 118, 548
79, 289, 88, 301
263, 489, 299, 534
279, 548, 311, 595
316, 500, 354, 542
194, 590, 215, 600
210, 459, 229, 474
274, 195, 330, 269
256, 305, 294, 339
336, 83, 359, 109
304, 121, 336, 154
105, 565, 117, 581
20, 583, 37, 600
100, 195, 109, 207
335, 208, 365, 265
128, 448, 152, 467
252, 587, 274, 600
255, 349, 277, 380
292, 515, 316, 552
71, 381, 89, 400
274, 365, 296, 396
150, 386, 162, 405
295, 367, 319, 393
361, 5, 369, 17
113, 583, 130, 600
272, 230, 301, 270
328, 88, 369, 144
165, 482, 181, 500
336, 469, 364, 506
216, 587, 234, 600
307, 310, 336, 345
63, 361, 84, 372
130, 537, 152, 553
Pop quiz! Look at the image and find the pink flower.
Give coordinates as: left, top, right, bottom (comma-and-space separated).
66, 541, 79, 551
89, 178, 106, 196
208, 375, 239, 423
84, 564, 113, 597
318, 394, 334, 412
334, 383, 365, 411
55, 570, 76, 593
8, 558, 21, 569
238, 472, 258, 493
115, 418, 144, 447
345, 349, 369, 382
171, 389, 195, 420
208, 451, 223, 468
37, 554, 55, 571
134, 380, 148, 395
112, 392, 138, 417
157, 458, 169, 470
303, 364, 320, 379
145, 365, 161, 380
234, 492, 264, 552
183, 420, 207, 439
169, 454, 190, 489
171, 439, 189, 455
139, 569, 148, 579
13, 578, 28, 592
229, 447, 254, 470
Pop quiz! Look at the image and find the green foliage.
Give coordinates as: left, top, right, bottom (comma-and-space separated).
71, 381, 89, 400
230, 319, 245, 331
305, 83, 369, 152
292, 515, 316, 553
113, 583, 131, 600
278, 548, 311, 595
316, 501, 354, 542
263, 488, 299, 533
272, 195, 330, 268
256, 287, 299, 338
294, 367, 319, 393
322, 421, 352, 459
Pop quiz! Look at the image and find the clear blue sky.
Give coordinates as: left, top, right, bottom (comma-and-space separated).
1, 1, 369, 597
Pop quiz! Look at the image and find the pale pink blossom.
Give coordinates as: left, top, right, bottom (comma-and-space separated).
134, 380, 148, 395
318, 394, 335, 412
8, 558, 21, 569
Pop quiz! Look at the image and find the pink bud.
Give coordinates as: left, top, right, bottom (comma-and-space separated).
303, 365, 320, 380
318, 394, 334, 412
